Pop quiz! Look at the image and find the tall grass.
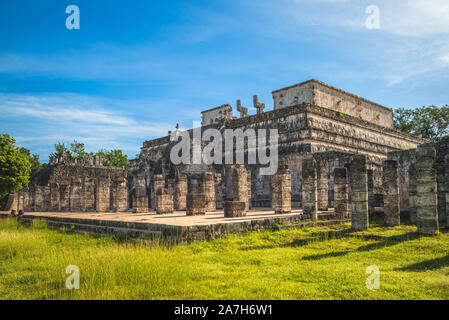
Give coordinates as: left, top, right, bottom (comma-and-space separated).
0, 218, 448, 300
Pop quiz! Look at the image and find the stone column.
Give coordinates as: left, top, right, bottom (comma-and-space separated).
59, 184, 70, 211
416, 144, 439, 235
334, 167, 349, 218
175, 174, 187, 211
214, 173, 224, 210
383, 160, 400, 227
152, 175, 165, 209
34, 186, 44, 212
200, 172, 216, 212
408, 163, 417, 224
350, 155, 369, 231
232, 165, 249, 212
70, 179, 82, 212
317, 162, 328, 211
224, 201, 246, 217
42, 186, 50, 211
23, 188, 31, 211
95, 177, 110, 212
112, 180, 128, 212
186, 194, 207, 216
302, 158, 318, 220
17, 189, 24, 212
446, 155, 449, 228
50, 183, 60, 211
133, 185, 148, 213
82, 178, 96, 212
156, 188, 174, 214
367, 169, 375, 217
271, 166, 291, 214
247, 170, 252, 210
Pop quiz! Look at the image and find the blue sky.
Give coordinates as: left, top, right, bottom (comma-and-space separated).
1, 0, 449, 161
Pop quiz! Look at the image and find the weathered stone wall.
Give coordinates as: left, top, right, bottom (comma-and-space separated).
15, 157, 128, 213
272, 80, 394, 128
201, 104, 234, 126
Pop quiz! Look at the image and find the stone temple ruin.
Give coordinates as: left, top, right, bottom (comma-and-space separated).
7, 154, 128, 214
4, 79, 448, 240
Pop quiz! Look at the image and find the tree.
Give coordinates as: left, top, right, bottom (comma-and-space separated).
0, 134, 31, 198
394, 105, 449, 141
50, 140, 87, 159
69, 140, 87, 159
50, 142, 70, 159
97, 149, 129, 170
19, 147, 46, 174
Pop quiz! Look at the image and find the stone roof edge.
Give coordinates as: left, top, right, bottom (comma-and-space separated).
272, 79, 393, 113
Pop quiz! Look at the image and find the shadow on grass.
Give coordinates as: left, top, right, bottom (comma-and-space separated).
396, 254, 449, 272
301, 231, 420, 261
239, 228, 356, 251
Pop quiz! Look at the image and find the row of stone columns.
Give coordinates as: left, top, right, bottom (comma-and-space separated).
13, 178, 127, 213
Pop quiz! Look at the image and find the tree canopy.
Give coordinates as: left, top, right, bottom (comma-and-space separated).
50, 140, 87, 159
97, 149, 129, 170
51, 140, 129, 170
394, 105, 449, 141
0, 134, 31, 198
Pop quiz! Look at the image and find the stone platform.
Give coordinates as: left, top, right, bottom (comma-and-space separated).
0, 209, 348, 243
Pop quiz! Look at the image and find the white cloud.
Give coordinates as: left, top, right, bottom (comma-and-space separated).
0, 92, 180, 160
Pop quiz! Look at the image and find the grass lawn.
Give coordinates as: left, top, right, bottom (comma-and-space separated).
0, 217, 448, 300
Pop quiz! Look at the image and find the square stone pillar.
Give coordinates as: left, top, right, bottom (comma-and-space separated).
302, 158, 318, 220
112, 180, 128, 212
445, 155, 449, 227
416, 144, 439, 235
17, 189, 24, 212
50, 183, 60, 211
350, 155, 369, 231
70, 179, 82, 212
186, 194, 207, 216
95, 177, 110, 212
42, 186, 50, 211
23, 188, 31, 211
200, 172, 216, 212
214, 173, 224, 210
156, 188, 174, 214
367, 169, 375, 217
317, 162, 328, 211
224, 201, 246, 217
408, 163, 417, 224
133, 186, 148, 213
59, 184, 70, 211
175, 174, 187, 211
232, 165, 249, 212
82, 178, 96, 212
34, 186, 44, 212
383, 160, 400, 227
334, 167, 349, 218
152, 175, 165, 209
271, 166, 292, 214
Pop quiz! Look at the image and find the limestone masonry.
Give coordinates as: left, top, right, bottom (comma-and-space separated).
6, 79, 448, 238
